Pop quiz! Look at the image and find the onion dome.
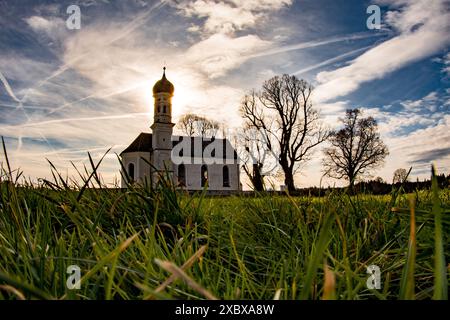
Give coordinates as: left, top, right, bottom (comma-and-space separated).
152, 67, 174, 95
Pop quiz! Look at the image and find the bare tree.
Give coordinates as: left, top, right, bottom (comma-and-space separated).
323, 109, 389, 190
177, 113, 197, 136
393, 168, 409, 184
177, 113, 220, 138
235, 125, 278, 191
240, 75, 329, 192
374, 176, 385, 183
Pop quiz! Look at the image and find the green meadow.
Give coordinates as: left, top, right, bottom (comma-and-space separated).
0, 149, 448, 300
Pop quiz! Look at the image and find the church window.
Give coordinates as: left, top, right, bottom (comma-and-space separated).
128, 163, 135, 182
223, 166, 230, 187
157, 106, 160, 113
201, 165, 208, 187
178, 164, 186, 186
163, 105, 167, 113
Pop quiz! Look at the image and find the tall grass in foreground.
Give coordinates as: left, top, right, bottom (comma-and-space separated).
0, 141, 448, 300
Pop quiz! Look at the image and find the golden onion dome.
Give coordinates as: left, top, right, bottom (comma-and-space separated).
152, 67, 174, 95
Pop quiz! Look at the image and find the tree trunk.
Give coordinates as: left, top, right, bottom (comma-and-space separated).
284, 167, 296, 193
243, 163, 265, 191
252, 163, 264, 191
348, 174, 355, 195
280, 157, 296, 192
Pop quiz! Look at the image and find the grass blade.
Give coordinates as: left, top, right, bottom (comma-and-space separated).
431, 165, 448, 300
299, 212, 334, 300
399, 194, 416, 300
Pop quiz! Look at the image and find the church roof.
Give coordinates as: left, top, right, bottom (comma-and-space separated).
120, 133, 152, 154
120, 133, 238, 160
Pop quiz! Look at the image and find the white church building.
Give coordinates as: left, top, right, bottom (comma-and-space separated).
120, 68, 241, 191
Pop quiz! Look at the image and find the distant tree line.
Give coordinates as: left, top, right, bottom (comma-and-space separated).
228, 174, 449, 197
355, 174, 450, 194
293, 173, 450, 197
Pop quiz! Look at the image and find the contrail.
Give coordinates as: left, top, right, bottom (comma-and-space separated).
1, 0, 164, 178
21, 0, 169, 101
0, 69, 65, 160
47, 33, 383, 115
0, 71, 25, 151
0, 70, 21, 103
292, 45, 373, 76
42, 145, 127, 156
0, 102, 53, 110
47, 80, 148, 115
4, 112, 150, 129
247, 32, 385, 60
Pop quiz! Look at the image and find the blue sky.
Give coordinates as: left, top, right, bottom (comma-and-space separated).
0, 0, 449, 187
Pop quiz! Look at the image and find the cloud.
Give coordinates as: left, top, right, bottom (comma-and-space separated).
24, 15, 67, 44
0, 70, 21, 103
25, 16, 62, 32
400, 91, 440, 112
185, 33, 271, 78
183, 32, 380, 80
410, 147, 450, 165
388, 114, 450, 173
360, 103, 450, 179
248, 32, 381, 59
313, 0, 450, 103
3, 112, 150, 129
292, 45, 373, 76
174, 0, 292, 35
442, 52, 450, 76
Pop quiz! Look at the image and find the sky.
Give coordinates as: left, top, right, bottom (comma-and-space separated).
0, 0, 449, 188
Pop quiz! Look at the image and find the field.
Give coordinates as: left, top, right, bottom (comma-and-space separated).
0, 154, 449, 300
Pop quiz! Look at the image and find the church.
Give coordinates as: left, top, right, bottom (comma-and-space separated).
120, 68, 241, 192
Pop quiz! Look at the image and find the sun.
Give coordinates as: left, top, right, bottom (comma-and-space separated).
137, 68, 207, 126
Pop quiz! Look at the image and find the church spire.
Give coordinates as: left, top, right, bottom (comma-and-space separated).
153, 66, 174, 96
152, 67, 174, 124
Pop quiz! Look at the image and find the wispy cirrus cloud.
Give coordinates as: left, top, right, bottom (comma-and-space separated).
410, 147, 450, 165
400, 91, 444, 113
174, 0, 292, 35
314, 0, 450, 103
441, 52, 450, 76
292, 45, 373, 76
25, 15, 66, 39
184, 33, 271, 78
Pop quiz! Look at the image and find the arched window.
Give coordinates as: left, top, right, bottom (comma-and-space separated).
223, 165, 230, 187
178, 164, 186, 186
128, 163, 135, 181
201, 165, 208, 187
163, 105, 167, 113
157, 106, 160, 113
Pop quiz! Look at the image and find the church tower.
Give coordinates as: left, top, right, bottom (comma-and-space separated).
151, 67, 175, 178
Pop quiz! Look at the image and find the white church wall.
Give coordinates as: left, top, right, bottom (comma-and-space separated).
174, 163, 240, 191
120, 152, 151, 187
